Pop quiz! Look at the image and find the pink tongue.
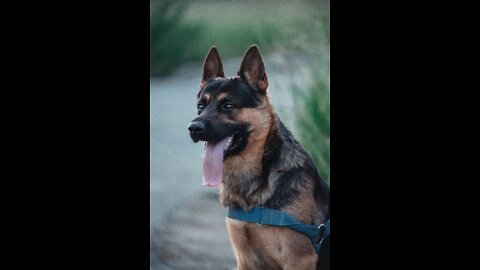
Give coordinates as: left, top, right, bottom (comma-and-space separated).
203, 137, 228, 187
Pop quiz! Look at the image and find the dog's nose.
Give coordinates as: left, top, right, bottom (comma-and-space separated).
188, 121, 206, 133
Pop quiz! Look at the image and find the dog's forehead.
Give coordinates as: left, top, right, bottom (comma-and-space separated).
198, 77, 260, 108
200, 77, 247, 99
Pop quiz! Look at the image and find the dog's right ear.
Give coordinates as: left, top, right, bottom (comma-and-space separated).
200, 46, 224, 89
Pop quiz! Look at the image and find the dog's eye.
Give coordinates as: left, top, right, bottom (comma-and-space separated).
222, 102, 234, 112
197, 103, 204, 110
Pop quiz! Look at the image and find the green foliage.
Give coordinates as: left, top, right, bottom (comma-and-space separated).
294, 75, 330, 182
150, 0, 203, 76
150, 0, 315, 77
292, 1, 330, 182
180, 0, 306, 60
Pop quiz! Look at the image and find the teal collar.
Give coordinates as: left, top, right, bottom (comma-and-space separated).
226, 206, 330, 254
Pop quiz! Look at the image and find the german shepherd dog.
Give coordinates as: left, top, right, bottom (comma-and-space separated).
189, 45, 330, 270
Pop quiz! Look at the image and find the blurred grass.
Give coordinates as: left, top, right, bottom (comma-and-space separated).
150, 0, 204, 76
181, 0, 315, 60
294, 71, 330, 182
291, 1, 330, 182
150, 0, 315, 77
150, 0, 330, 182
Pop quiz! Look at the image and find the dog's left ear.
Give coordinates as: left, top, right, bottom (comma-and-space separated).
238, 45, 268, 94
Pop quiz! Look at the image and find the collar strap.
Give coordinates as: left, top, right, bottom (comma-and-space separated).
226, 206, 330, 254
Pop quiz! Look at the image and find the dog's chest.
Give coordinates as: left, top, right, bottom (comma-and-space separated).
226, 218, 283, 269
225, 218, 257, 247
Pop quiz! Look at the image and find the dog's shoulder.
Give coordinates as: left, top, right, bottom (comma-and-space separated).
263, 118, 330, 221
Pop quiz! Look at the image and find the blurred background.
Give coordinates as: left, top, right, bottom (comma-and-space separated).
150, 0, 329, 269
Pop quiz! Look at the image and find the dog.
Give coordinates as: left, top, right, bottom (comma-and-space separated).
188, 45, 330, 270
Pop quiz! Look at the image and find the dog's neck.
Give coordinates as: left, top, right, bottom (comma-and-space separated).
220, 107, 281, 210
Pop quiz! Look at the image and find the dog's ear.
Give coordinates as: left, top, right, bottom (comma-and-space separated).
200, 46, 224, 88
238, 45, 268, 94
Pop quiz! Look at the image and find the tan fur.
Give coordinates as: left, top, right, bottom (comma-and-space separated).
224, 107, 270, 176
226, 95, 273, 173
198, 46, 325, 269
220, 95, 320, 269
221, 96, 274, 209
242, 72, 268, 93
282, 179, 320, 224
217, 92, 228, 102
202, 93, 211, 104
227, 218, 317, 270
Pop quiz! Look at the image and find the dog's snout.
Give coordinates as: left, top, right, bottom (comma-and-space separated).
188, 121, 206, 134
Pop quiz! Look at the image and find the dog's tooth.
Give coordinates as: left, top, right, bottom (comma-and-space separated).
224, 136, 233, 151
224, 141, 229, 150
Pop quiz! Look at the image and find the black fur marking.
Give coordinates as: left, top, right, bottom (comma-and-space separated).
260, 119, 282, 187
278, 122, 330, 217
260, 120, 301, 209
223, 123, 250, 160
261, 119, 330, 217
314, 172, 330, 219
194, 76, 330, 219
189, 115, 249, 146
191, 77, 263, 158
264, 168, 304, 209
198, 78, 260, 108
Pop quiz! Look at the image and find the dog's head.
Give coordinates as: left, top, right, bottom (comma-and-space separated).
189, 45, 272, 186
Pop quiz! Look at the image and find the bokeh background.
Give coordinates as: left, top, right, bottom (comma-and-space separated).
150, 0, 329, 269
